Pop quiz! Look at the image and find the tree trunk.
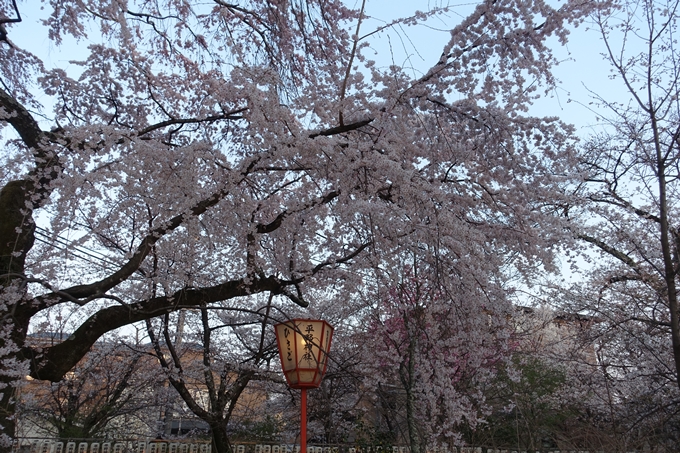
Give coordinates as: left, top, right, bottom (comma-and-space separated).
210, 421, 232, 453
0, 292, 32, 453
0, 323, 29, 453
655, 148, 680, 391
401, 331, 420, 453
0, 370, 18, 452
0, 178, 36, 452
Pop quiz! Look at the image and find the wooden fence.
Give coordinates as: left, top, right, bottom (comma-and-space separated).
15, 439, 641, 453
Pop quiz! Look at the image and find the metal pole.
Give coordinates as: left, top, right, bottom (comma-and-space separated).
300, 388, 307, 453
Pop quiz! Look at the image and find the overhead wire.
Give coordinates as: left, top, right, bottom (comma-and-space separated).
33, 225, 123, 272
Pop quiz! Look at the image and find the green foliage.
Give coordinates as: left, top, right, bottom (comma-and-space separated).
229, 416, 283, 443
351, 415, 397, 450
464, 356, 576, 451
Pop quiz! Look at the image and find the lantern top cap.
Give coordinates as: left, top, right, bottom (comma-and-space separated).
274, 318, 334, 326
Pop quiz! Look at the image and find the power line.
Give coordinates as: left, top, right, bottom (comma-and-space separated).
33, 225, 122, 271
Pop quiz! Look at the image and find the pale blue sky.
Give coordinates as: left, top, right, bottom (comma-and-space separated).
358, 0, 614, 132
11, 1, 613, 134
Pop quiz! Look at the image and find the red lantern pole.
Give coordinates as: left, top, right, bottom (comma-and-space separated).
300, 388, 307, 453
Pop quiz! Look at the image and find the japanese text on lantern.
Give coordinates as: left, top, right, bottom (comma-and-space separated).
302, 323, 314, 363
283, 326, 293, 362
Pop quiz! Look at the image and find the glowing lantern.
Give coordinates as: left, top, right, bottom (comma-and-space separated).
274, 319, 333, 451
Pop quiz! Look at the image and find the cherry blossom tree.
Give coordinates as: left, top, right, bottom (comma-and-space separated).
145, 299, 279, 453
466, 306, 613, 451
306, 330, 367, 445
566, 0, 680, 433
18, 338, 162, 440
0, 0, 597, 449
360, 261, 514, 450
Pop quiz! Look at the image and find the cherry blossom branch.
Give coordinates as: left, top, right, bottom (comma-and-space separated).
592, 188, 663, 225
308, 118, 373, 138
146, 318, 212, 420
578, 233, 639, 270
0, 0, 21, 45
137, 108, 247, 136
31, 156, 263, 311
125, 10, 180, 22
26, 273, 293, 381
588, 186, 680, 250
338, 0, 366, 127
0, 87, 53, 162
255, 189, 340, 235
311, 241, 372, 274
213, 0, 280, 67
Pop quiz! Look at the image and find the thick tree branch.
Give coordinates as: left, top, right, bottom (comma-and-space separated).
0, 88, 60, 285
31, 157, 262, 310
0, 87, 61, 198
25, 273, 294, 381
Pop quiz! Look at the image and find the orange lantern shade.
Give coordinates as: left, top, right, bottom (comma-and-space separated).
274, 319, 334, 389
